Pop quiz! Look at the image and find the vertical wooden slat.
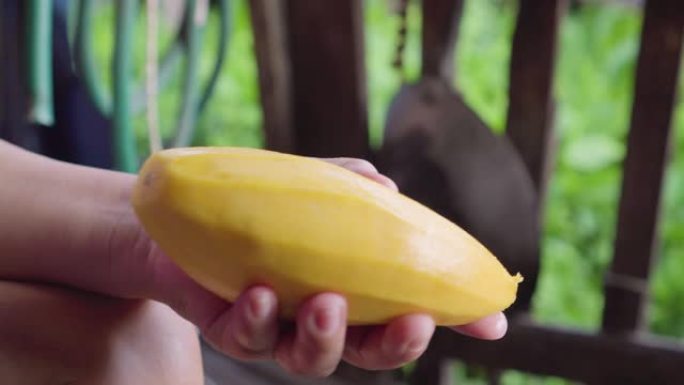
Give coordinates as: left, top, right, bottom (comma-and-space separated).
505, 0, 564, 195
248, 0, 294, 152
602, 0, 684, 335
285, 0, 368, 158
421, 0, 464, 81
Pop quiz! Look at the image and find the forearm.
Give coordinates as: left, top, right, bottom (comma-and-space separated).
0, 140, 141, 296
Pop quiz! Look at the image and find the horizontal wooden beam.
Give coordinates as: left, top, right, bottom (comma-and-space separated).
426, 317, 684, 384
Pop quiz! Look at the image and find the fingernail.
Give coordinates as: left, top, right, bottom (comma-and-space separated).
492, 313, 508, 339
308, 306, 341, 336
247, 289, 273, 323
399, 338, 427, 356
379, 175, 399, 191
346, 161, 377, 174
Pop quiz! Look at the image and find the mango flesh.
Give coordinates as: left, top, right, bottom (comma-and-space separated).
132, 147, 522, 326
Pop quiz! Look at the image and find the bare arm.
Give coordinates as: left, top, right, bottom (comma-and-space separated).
0, 140, 142, 296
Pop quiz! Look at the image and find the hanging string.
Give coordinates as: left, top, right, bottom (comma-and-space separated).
391, 0, 410, 79
146, 0, 162, 153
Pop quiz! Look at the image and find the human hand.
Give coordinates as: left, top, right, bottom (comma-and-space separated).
119, 157, 507, 377
1, 141, 508, 378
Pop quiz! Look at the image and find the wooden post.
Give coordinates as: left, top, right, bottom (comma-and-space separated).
505, 0, 565, 199
285, 0, 369, 158
248, 0, 294, 153
602, 0, 684, 335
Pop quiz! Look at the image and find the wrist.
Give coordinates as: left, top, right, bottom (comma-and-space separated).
0, 141, 148, 297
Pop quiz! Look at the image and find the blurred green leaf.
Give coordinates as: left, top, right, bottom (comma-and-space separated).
562, 134, 624, 172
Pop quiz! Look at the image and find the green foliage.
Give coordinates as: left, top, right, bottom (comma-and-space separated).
90, 0, 261, 158
532, 3, 641, 332
499, 370, 570, 385
652, 109, 684, 337
191, 0, 262, 148
364, 0, 421, 147
447, 2, 645, 338
455, 0, 517, 133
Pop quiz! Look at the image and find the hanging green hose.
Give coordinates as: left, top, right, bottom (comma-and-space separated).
171, 0, 204, 147
198, 0, 231, 114
66, 0, 79, 49
172, 0, 232, 146
27, 0, 55, 126
67, 0, 233, 163
74, 0, 187, 116
112, 0, 138, 172
132, 41, 184, 114
74, 0, 111, 116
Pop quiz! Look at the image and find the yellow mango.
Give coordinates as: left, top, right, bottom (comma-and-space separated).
132, 147, 522, 325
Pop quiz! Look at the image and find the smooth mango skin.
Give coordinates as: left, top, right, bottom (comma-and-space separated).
132, 147, 522, 326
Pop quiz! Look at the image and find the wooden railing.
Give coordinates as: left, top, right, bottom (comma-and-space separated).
249, 0, 684, 384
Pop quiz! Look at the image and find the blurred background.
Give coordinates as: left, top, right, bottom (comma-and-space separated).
96, 2, 684, 382
94, 0, 682, 338
2, 0, 683, 383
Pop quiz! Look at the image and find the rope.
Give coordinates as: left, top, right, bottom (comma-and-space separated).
391, 0, 410, 78
146, 0, 162, 153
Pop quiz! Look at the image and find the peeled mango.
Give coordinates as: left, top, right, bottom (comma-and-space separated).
132, 147, 522, 326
